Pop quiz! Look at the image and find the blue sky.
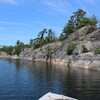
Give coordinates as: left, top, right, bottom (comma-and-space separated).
0, 0, 100, 46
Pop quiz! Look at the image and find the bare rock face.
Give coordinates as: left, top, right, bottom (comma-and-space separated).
19, 42, 62, 61
86, 28, 100, 41
19, 26, 100, 71
67, 26, 96, 41
89, 61, 100, 70
0, 52, 8, 57
11, 55, 19, 59
71, 60, 100, 71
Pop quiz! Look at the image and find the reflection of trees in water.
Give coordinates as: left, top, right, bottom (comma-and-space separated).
6, 59, 22, 70
3, 58, 100, 100
60, 68, 100, 100
0, 58, 12, 64
6, 58, 33, 70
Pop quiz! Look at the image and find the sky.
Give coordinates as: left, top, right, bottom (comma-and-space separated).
0, 0, 100, 46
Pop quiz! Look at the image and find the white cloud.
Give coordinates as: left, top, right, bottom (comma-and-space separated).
0, 0, 18, 5
0, 21, 33, 27
0, 0, 38, 5
42, 0, 73, 14
76, 0, 97, 6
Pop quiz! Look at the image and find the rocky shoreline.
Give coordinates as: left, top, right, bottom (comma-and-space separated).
19, 26, 100, 71
0, 53, 100, 71
0, 26, 100, 71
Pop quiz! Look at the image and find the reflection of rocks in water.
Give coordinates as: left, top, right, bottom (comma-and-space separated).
60, 68, 100, 100
22, 61, 100, 100
4, 59, 100, 99
0, 59, 100, 100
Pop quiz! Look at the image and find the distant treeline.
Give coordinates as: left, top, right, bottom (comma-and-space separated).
0, 9, 98, 55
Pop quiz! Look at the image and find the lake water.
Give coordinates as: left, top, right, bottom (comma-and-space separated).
0, 58, 100, 100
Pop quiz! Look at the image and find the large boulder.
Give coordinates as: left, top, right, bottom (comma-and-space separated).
0, 52, 8, 57
67, 26, 96, 41
71, 60, 100, 71
86, 28, 100, 41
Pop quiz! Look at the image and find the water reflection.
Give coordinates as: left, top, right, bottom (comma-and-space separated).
0, 58, 100, 100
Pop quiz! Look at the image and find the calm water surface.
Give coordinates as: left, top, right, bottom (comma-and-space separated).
0, 58, 100, 100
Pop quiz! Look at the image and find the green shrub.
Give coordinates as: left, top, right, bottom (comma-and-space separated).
67, 42, 75, 55
59, 33, 66, 41
45, 46, 54, 61
94, 48, 100, 55
87, 27, 96, 34
82, 45, 88, 53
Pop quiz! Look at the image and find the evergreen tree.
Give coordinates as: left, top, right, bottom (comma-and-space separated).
62, 9, 98, 40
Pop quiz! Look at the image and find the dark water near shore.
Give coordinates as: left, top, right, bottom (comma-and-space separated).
0, 58, 100, 100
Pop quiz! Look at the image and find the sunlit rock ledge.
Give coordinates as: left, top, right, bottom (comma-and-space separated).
19, 26, 100, 71
0, 26, 100, 71
0, 52, 9, 58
